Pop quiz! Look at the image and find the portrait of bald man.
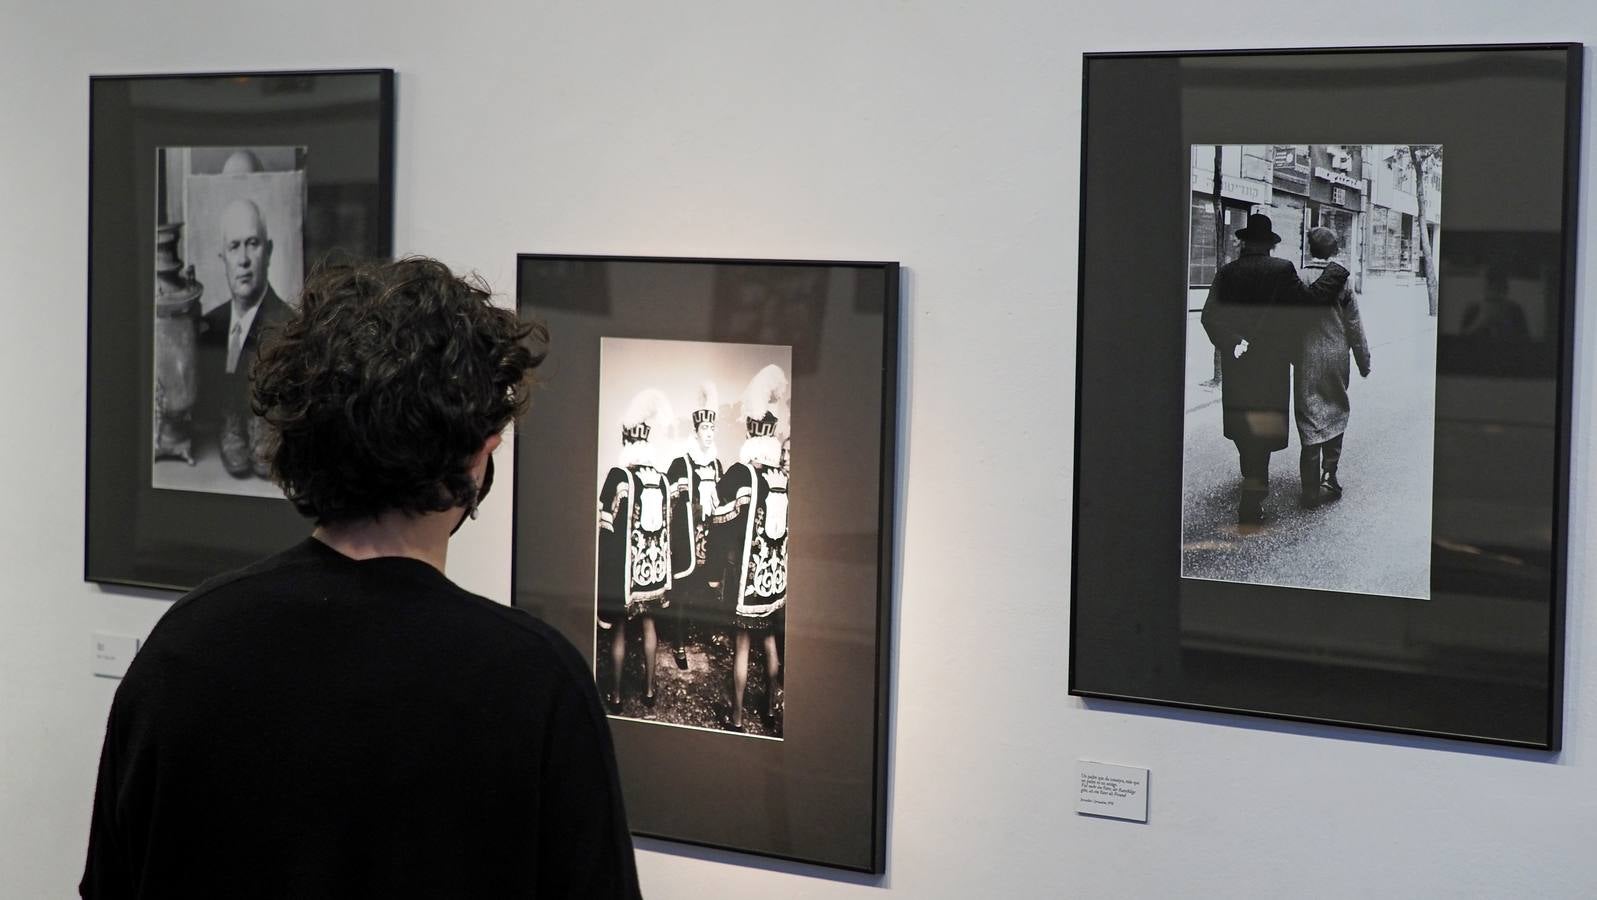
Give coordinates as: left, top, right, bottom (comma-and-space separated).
149, 144, 306, 495
196, 195, 293, 478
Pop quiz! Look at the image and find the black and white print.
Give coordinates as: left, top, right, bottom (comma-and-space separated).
151, 145, 306, 498
1182, 144, 1442, 600
594, 337, 793, 739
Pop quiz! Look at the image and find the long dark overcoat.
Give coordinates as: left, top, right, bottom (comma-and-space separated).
1200, 251, 1348, 450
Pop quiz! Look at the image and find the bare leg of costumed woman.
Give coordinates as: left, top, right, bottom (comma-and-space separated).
762, 633, 781, 730
731, 629, 751, 730
641, 616, 658, 706
608, 622, 626, 709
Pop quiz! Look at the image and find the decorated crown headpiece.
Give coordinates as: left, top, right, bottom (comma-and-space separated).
745, 411, 778, 437
739, 364, 788, 439
620, 388, 673, 446
692, 381, 719, 428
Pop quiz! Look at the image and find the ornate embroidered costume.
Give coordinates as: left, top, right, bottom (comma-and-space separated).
667, 445, 723, 580
714, 459, 788, 629
596, 464, 673, 625
595, 391, 676, 628
713, 375, 789, 631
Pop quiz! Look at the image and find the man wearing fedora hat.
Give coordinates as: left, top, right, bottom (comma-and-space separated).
1200, 211, 1351, 526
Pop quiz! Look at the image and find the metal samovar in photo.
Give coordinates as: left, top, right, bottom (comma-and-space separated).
153, 221, 203, 464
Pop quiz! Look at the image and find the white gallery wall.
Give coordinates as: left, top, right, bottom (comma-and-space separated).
3, 1, 1596, 896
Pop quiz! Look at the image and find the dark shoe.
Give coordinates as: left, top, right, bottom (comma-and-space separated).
719, 710, 743, 732
219, 412, 252, 477
1299, 488, 1323, 509
643, 691, 657, 708
247, 413, 272, 478
1238, 495, 1265, 525
760, 709, 777, 732
673, 648, 689, 670
1322, 472, 1344, 501
603, 692, 621, 714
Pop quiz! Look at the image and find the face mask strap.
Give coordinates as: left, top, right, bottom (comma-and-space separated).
450, 455, 495, 537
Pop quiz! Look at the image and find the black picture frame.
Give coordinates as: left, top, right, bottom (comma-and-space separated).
1070, 44, 1581, 749
513, 254, 899, 871
85, 69, 395, 591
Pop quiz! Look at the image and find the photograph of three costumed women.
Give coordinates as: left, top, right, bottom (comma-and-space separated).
594, 337, 793, 738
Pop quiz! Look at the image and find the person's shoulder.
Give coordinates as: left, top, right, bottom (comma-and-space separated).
429, 585, 594, 686
1218, 254, 1276, 277
127, 542, 328, 683
199, 301, 229, 335
164, 541, 318, 615
262, 288, 294, 319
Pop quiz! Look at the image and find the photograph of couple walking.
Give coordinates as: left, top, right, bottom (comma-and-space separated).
1182, 144, 1442, 601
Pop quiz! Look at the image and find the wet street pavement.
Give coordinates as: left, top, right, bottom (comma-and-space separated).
1181, 277, 1436, 599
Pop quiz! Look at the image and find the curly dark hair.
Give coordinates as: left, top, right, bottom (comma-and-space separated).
251, 256, 547, 523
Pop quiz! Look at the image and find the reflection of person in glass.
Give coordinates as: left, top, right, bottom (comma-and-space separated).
712, 364, 789, 732
1460, 269, 1530, 340
596, 389, 675, 712
198, 191, 292, 478
665, 382, 723, 671
1295, 227, 1371, 508
1200, 213, 1351, 526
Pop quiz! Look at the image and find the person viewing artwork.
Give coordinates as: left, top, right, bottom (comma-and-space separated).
84, 257, 641, 899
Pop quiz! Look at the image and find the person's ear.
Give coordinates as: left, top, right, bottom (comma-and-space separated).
469, 433, 503, 473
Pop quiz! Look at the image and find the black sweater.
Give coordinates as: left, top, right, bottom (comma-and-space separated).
81, 538, 640, 899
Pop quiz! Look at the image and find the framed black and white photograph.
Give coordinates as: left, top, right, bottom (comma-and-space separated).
1071, 45, 1580, 748
1182, 143, 1441, 601
515, 254, 898, 871
87, 69, 394, 590
593, 337, 795, 739
151, 145, 306, 498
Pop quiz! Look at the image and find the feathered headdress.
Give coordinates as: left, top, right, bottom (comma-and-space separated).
738, 364, 788, 466
618, 388, 673, 470
691, 381, 719, 428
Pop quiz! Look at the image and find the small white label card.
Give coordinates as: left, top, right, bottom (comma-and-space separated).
1076, 760, 1149, 822
92, 632, 141, 679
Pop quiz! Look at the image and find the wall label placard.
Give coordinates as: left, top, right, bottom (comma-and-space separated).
1076, 760, 1149, 823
